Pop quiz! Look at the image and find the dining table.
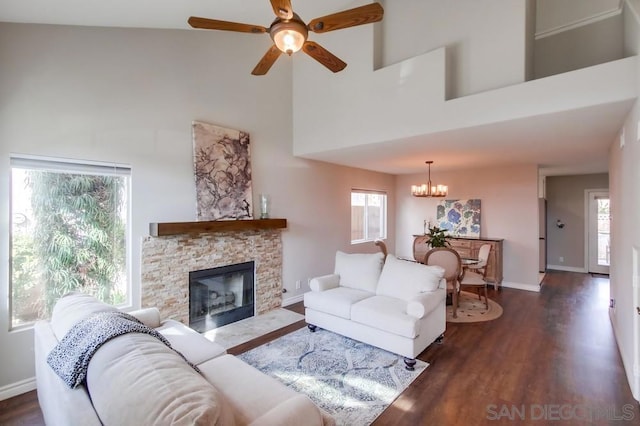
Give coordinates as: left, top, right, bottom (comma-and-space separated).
461, 257, 480, 267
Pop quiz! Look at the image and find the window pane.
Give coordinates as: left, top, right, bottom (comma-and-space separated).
596, 198, 610, 267
351, 190, 386, 243
366, 194, 382, 240
10, 161, 130, 328
351, 203, 365, 241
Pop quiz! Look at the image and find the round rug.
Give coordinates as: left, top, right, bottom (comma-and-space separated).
446, 291, 503, 323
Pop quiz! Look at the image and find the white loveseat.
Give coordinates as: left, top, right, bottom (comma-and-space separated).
35, 293, 334, 426
304, 251, 446, 370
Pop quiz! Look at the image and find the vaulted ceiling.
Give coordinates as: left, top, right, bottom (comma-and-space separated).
0, 0, 635, 176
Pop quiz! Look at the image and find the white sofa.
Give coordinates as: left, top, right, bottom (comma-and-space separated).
35, 293, 334, 426
304, 251, 446, 370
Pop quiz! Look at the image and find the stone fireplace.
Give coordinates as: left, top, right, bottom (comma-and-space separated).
141, 223, 285, 326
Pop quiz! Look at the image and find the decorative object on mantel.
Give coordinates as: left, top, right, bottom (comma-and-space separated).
437, 199, 481, 237
192, 121, 253, 220
411, 160, 448, 197
149, 218, 287, 237
259, 194, 270, 219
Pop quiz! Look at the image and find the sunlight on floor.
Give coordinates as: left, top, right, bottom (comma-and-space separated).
274, 369, 398, 405
593, 275, 610, 304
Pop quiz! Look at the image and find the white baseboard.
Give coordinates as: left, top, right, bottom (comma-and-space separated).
501, 281, 541, 293
0, 377, 36, 401
546, 265, 587, 273
282, 294, 304, 306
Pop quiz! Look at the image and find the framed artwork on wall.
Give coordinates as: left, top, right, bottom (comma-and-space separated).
437, 199, 481, 237
192, 121, 253, 220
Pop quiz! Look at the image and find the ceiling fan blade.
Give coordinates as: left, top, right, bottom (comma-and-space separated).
252, 45, 283, 75
270, 0, 293, 20
188, 16, 267, 34
308, 3, 384, 33
302, 41, 347, 73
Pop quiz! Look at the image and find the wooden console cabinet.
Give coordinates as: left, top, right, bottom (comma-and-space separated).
413, 235, 504, 289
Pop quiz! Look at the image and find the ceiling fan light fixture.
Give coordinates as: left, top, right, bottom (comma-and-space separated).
188, 2, 384, 74
270, 17, 308, 55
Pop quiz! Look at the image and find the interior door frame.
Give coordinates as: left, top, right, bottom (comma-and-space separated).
584, 189, 609, 274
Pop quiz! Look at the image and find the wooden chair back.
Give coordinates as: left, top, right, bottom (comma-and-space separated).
425, 247, 462, 283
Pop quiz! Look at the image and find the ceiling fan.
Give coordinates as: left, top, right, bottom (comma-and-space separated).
188, 1, 384, 75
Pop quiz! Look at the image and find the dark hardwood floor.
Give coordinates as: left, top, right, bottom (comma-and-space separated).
2, 271, 638, 425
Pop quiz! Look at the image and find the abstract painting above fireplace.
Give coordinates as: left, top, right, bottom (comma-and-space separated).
192, 121, 253, 220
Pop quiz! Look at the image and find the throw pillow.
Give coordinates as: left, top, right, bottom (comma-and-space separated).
376, 254, 445, 302
334, 250, 385, 293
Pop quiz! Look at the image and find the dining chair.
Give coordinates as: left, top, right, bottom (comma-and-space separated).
460, 244, 491, 309
424, 247, 462, 318
468, 244, 491, 273
374, 239, 388, 261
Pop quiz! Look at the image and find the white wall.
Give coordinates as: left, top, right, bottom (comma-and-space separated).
395, 164, 540, 289
609, 0, 640, 401
534, 13, 624, 79
536, 0, 621, 35
536, 0, 620, 34
609, 95, 640, 401
545, 174, 609, 270
380, 0, 528, 98
0, 22, 396, 396
294, 51, 637, 164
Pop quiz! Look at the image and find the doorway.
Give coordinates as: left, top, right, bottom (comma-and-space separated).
586, 190, 610, 275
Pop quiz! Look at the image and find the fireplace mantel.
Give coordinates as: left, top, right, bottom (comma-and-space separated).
149, 218, 287, 237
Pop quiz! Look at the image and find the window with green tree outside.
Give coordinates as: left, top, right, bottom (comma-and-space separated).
10, 156, 131, 328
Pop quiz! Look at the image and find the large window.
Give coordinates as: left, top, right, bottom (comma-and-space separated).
351, 190, 387, 244
10, 156, 131, 328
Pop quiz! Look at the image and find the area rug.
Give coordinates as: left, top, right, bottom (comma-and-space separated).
447, 291, 503, 323
238, 328, 428, 426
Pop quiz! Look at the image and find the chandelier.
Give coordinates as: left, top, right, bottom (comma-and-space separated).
411, 161, 448, 198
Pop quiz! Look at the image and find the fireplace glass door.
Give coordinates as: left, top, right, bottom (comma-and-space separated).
189, 261, 255, 333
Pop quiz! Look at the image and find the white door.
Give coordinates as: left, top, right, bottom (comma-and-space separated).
587, 191, 610, 274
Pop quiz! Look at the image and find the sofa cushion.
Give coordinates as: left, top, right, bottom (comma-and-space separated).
51, 292, 118, 340
128, 307, 162, 328
87, 333, 234, 426
309, 274, 340, 292
304, 287, 373, 320
376, 255, 445, 302
248, 394, 326, 426
199, 354, 326, 426
156, 319, 226, 365
334, 251, 384, 293
351, 296, 420, 339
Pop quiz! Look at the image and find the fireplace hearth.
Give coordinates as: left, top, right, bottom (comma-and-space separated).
189, 261, 255, 333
